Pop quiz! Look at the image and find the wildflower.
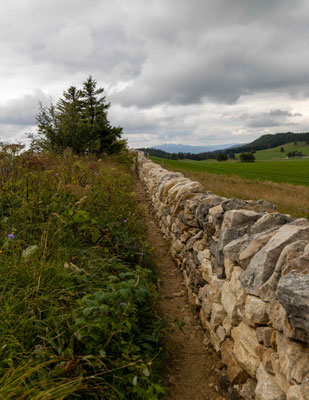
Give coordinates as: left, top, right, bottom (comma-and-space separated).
0, 250, 2, 254
123, 219, 128, 223
119, 302, 126, 306
140, 252, 143, 256
104, 311, 109, 316
7, 234, 15, 240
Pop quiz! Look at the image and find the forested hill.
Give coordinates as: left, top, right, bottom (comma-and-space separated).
137, 132, 309, 160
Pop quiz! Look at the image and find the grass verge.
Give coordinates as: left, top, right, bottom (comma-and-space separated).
0, 148, 165, 399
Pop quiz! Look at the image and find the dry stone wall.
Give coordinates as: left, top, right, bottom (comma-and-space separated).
137, 152, 309, 400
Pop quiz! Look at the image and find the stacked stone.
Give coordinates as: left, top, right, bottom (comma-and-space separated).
137, 152, 309, 400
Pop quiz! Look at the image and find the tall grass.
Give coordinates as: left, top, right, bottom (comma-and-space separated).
0, 147, 165, 399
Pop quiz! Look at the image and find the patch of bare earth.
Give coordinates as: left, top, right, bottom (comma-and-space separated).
134, 178, 233, 400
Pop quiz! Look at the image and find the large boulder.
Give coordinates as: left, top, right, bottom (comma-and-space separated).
240, 222, 309, 298
277, 270, 309, 343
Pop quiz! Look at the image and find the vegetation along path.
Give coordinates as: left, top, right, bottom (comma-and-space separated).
134, 175, 231, 400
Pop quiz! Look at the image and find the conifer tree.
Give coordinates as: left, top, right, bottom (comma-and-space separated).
29, 76, 124, 154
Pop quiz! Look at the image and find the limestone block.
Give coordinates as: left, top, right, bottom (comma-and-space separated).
223, 316, 232, 336
193, 239, 206, 253
195, 194, 224, 226
231, 322, 265, 377
301, 373, 309, 400
200, 311, 221, 352
224, 258, 237, 280
249, 212, 293, 235
267, 300, 287, 332
182, 194, 209, 227
197, 249, 211, 264
271, 351, 292, 393
256, 327, 274, 347
221, 339, 248, 383
287, 385, 304, 400
230, 266, 247, 305
255, 363, 286, 400
201, 296, 212, 320
277, 270, 309, 343
262, 348, 274, 374
239, 231, 275, 268
244, 295, 269, 325
239, 378, 257, 400
221, 209, 262, 231
221, 198, 276, 213
282, 253, 309, 276
197, 284, 209, 301
216, 325, 226, 343
277, 332, 309, 384
223, 234, 250, 263
260, 240, 307, 301
210, 303, 227, 328
207, 276, 224, 303
221, 281, 239, 323
200, 258, 213, 283
240, 222, 309, 298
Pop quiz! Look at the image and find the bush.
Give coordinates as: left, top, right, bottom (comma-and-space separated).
239, 152, 255, 162
216, 153, 228, 161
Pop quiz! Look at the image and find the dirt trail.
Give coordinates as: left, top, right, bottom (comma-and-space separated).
134, 177, 231, 400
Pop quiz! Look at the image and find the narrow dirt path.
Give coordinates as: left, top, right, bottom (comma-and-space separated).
134, 177, 231, 400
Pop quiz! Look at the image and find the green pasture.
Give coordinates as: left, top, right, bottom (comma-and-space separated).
237, 141, 309, 160
151, 156, 309, 187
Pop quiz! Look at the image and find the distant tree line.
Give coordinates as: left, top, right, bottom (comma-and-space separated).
138, 132, 309, 161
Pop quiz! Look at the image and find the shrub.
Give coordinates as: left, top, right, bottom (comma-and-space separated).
239, 152, 255, 162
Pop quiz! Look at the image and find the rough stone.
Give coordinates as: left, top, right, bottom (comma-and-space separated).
277, 271, 309, 343
276, 332, 309, 384
287, 385, 304, 400
230, 266, 247, 306
195, 194, 224, 227
239, 378, 257, 400
221, 339, 248, 383
301, 373, 309, 400
207, 276, 224, 303
256, 327, 274, 347
255, 363, 286, 400
249, 212, 294, 235
231, 322, 265, 377
200, 258, 213, 283
210, 302, 227, 328
240, 223, 309, 298
259, 240, 307, 301
221, 281, 239, 323
244, 295, 269, 326
283, 253, 309, 276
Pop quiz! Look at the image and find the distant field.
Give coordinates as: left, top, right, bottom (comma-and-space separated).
151, 156, 309, 219
152, 157, 309, 186
237, 141, 309, 161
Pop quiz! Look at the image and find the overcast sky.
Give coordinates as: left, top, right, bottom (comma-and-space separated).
1, 0, 309, 148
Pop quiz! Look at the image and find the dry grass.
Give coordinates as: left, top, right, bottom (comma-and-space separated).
163, 166, 309, 219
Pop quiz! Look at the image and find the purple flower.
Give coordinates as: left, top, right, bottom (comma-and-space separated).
7, 234, 15, 240
120, 302, 126, 306
104, 311, 109, 316
123, 219, 128, 223
140, 252, 143, 256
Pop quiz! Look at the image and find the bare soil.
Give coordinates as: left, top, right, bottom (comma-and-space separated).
134, 177, 233, 400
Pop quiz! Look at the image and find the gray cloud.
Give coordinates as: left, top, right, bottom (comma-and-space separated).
0, 0, 309, 146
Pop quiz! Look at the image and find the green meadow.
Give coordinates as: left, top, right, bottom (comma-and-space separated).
152, 156, 309, 187
237, 141, 309, 161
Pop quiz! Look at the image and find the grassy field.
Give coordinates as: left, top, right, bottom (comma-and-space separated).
236, 141, 309, 161
0, 148, 165, 399
151, 156, 309, 219
153, 157, 309, 186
